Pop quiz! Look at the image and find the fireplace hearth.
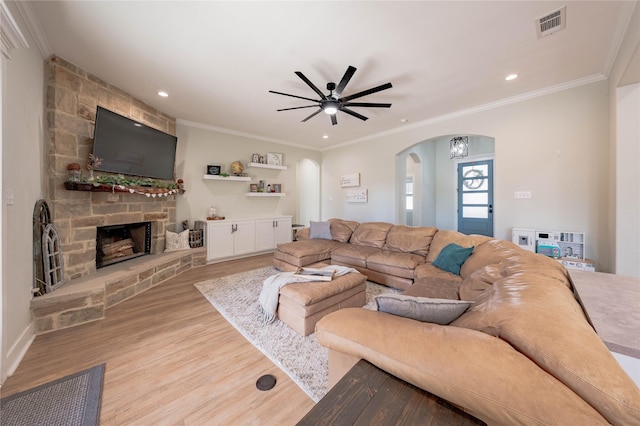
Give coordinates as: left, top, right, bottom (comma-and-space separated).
96, 222, 152, 268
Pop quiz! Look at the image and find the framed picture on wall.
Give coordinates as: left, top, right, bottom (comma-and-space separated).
267, 152, 283, 166
207, 165, 221, 175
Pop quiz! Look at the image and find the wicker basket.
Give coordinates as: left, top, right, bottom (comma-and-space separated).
189, 229, 203, 248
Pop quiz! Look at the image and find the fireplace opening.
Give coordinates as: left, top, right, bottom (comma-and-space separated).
96, 222, 151, 269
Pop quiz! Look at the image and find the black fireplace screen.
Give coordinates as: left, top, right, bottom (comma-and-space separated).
96, 222, 151, 268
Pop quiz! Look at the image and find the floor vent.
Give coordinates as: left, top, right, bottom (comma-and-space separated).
536, 6, 567, 38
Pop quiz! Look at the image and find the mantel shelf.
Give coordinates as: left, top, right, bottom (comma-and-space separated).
247, 162, 287, 170
245, 192, 286, 197
203, 174, 251, 182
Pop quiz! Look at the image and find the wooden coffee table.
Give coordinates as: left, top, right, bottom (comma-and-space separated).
297, 359, 485, 425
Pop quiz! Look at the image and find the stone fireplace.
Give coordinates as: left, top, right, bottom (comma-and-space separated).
30, 56, 206, 335
45, 55, 178, 280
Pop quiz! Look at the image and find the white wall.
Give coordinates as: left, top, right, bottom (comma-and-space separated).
608, 3, 640, 277
1, 1, 45, 383
615, 83, 640, 277
322, 81, 611, 271
175, 122, 320, 226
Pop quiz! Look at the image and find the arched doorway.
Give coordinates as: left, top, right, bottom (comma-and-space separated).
396, 135, 494, 232
297, 158, 320, 226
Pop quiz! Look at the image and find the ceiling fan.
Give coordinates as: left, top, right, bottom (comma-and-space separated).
269, 66, 392, 125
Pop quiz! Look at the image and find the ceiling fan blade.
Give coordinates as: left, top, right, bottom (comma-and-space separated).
330, 114, 338, 126
301, 108, 323, 122
343, 102, 392, 108
277, 105, 319, 111
295, 72, 327, 100
269, 90, 319, 103
334, 66, 356, 98
340, 82, 393, 102
340, 107, 368, 121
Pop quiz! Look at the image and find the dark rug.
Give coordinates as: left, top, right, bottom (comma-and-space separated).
0, 363, 105, 426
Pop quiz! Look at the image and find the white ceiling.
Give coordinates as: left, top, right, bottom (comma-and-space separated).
21, 1, 638, 150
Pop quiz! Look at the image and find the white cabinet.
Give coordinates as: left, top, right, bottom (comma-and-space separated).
206, 219, 256, 261
255, 217, 292, 251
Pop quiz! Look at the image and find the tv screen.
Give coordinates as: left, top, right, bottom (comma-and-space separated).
92, 106, 177, 180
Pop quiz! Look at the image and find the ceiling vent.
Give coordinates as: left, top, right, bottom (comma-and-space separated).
536, 6, 567, 38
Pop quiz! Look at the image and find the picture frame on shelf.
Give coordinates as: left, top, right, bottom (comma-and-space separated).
207, 165, 221, 175
252, 153, 260, 163
249, 183, 258, 192
267, 152, 283, 166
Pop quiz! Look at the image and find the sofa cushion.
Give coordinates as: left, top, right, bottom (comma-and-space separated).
452, 270, 640, 424
366, 251, 425, 279
374, 294, 472, 324
349, 222, 393, 248
295, 227, 310, 240
383, 225, 438, 256
403, 280, 460, 300
414, 262, 464, 286
458, 263, 508, 301
459, 239, 520, 278
328, 218, 360, 242
432, 243, 474, 275
310, 221, 332, 239
331, 244, 382, 268
425, 230, 491, 263
276, 239, 337, 259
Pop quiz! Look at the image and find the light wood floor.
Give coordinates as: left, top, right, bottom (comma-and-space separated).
1, 254, 316, 425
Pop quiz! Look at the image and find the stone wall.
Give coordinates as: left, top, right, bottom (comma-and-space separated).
46, 55, 178, 280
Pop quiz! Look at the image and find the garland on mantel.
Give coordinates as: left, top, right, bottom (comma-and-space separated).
64, 181, 183, 197
64, 167, 185, 197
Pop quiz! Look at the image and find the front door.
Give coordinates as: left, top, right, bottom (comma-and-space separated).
457, 160, 493, 236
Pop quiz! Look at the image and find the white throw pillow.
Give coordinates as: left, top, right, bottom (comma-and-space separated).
165, 229, 190, 252
374, 294, 472, 324
309, 221, 332, 240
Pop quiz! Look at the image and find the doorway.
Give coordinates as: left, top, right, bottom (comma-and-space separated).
457, 159, 494, 236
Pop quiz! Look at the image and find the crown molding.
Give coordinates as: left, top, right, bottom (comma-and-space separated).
323, 73, 607, 152
176, 119, 321, 152
13, 0, 52, 58
1, 0, 28, 59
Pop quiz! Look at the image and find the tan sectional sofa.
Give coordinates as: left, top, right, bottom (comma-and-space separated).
273, 219, 640, 425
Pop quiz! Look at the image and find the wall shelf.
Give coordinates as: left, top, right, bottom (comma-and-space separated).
203, 174, 251, 182
245, 192, 286, 197
247, 162, 287, 171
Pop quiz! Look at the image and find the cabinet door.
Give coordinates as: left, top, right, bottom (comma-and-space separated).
207, 222, 235, 260
274, 217, 292, 245
233, 220, 256, 255
255, 219, 276, 251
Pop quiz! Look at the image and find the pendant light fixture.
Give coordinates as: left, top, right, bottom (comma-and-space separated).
450, 136, 469, 159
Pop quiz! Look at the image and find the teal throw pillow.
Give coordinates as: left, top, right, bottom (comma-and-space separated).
432, 243, 474, 275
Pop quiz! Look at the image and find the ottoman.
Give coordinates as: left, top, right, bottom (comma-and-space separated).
277, 272, 367, 336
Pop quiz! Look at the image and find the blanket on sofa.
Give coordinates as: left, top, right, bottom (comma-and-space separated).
258, 265, 357, 324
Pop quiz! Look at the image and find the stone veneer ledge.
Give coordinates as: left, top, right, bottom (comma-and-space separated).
31, 248, 206, 334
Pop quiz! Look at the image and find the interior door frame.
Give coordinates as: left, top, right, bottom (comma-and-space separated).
452, 154, 495, 233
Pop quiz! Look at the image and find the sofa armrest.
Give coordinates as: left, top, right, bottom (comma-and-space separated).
316, 308, 607, 425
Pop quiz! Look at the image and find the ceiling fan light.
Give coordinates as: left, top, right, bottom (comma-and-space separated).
323, 104, 338, 115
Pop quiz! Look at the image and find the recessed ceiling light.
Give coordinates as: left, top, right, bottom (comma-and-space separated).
158, 91, 169, 97
322, 135, 329, 139
400, 118, 408, 123
505, 74, 518, 81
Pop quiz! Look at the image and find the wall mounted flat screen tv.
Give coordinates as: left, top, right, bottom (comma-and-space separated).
92, 106, 177, 180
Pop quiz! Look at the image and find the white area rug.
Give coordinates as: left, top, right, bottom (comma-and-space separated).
194, 266, 399, 401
